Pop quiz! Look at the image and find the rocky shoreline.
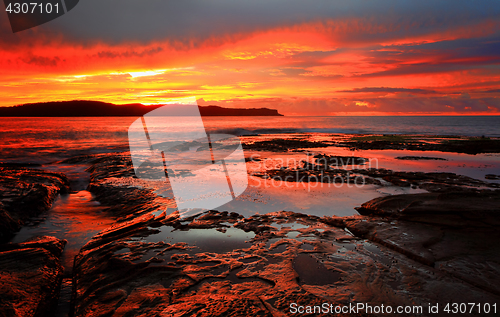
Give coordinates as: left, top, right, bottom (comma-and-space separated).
0, 167, 70, 243
1, 134, 499, 316
0, 236, 66, 316
243, 134, 500, 155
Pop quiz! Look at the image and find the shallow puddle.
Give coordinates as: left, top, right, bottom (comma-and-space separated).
293, 253, 341, 285
314, 146, 500, 185
143, 226, 255, 255
11, 190, 116, 273
5, 163, 119, 317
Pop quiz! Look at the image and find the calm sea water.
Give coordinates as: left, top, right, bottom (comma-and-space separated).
1, 116, 499, 163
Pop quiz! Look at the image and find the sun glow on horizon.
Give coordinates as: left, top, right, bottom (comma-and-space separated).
1, 6, 499, 116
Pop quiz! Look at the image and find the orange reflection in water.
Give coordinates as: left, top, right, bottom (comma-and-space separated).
11, 190, 116, 273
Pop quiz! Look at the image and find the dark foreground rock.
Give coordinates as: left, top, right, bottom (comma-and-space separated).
353, 168, 500, 191
340, 135, 500, 154
486, 174, 500, 180
253, 156, 379, 185
73, 208, 500, 316
243, 138, 334, 152
395, 156, 447, 161
0, 236, 66, 317
70, 154, 500, 316
244, 134, 500, 155
355, 191, 500, 221
84, 154, 171, 219
256, 158, 498, 192
313, 153, 368, 166
0, 167, 70, 243
344, 190, 500, 297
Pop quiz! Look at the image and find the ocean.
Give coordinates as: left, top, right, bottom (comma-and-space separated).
1, 116, 499, 163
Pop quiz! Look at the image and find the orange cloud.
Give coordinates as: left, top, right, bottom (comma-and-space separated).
1, 12, 499, 115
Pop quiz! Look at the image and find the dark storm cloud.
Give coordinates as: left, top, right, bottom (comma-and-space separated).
20, 55, 61, 66
350, 35, 500, 78
96, 47, 163, 59
483, 89, 500, 93
393, 36, 500, 61
2, 0, 500, 47
357, 58, 500, 79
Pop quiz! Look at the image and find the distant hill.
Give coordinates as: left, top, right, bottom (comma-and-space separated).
198, 105, 282, 116
0, 100, 283, 117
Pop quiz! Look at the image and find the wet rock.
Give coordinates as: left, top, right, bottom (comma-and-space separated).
257, 160, 380, 186
244, 155, 262, 162
0, 235, 67, 257
90, 183, 163, 218
0, 167, 70, 242
355, 191, 500, 225
256, 160, 498, 191
0, 206, 19, 241
0, 236, 66, 317
313, 154, 368, 166
73, 201, 500, 316
485, 174, 500, 180
83, 153, 170, 219
353, 168, 499, 191
71, 152, 500, 316
350, 190, 500, 295
243, 138, 333, 152
395, 156, 447, 161
85, 154, 135, 184
381, 175, 412, 187
0, 162, 42, 168
340, 135, 500, 154
56, 153, 112, 165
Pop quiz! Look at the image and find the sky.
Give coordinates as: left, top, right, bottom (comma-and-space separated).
1, 0, 500, 115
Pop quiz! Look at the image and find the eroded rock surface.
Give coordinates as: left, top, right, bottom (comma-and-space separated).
83, 154, 174, 220
243, 134, 500, 155
486, 174, 500, 180
243, 138, 334, 152
339, 135, 500, 154
71, 155, 500, 316
0, 167, 70, 242
0, 236, 66, 317
348, 190, 500, 296
73, 208, 500, 316
253, 156, 379, 185
395, 156, 447, 161
353, 168, 499, 191
256, 156, 498, 192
